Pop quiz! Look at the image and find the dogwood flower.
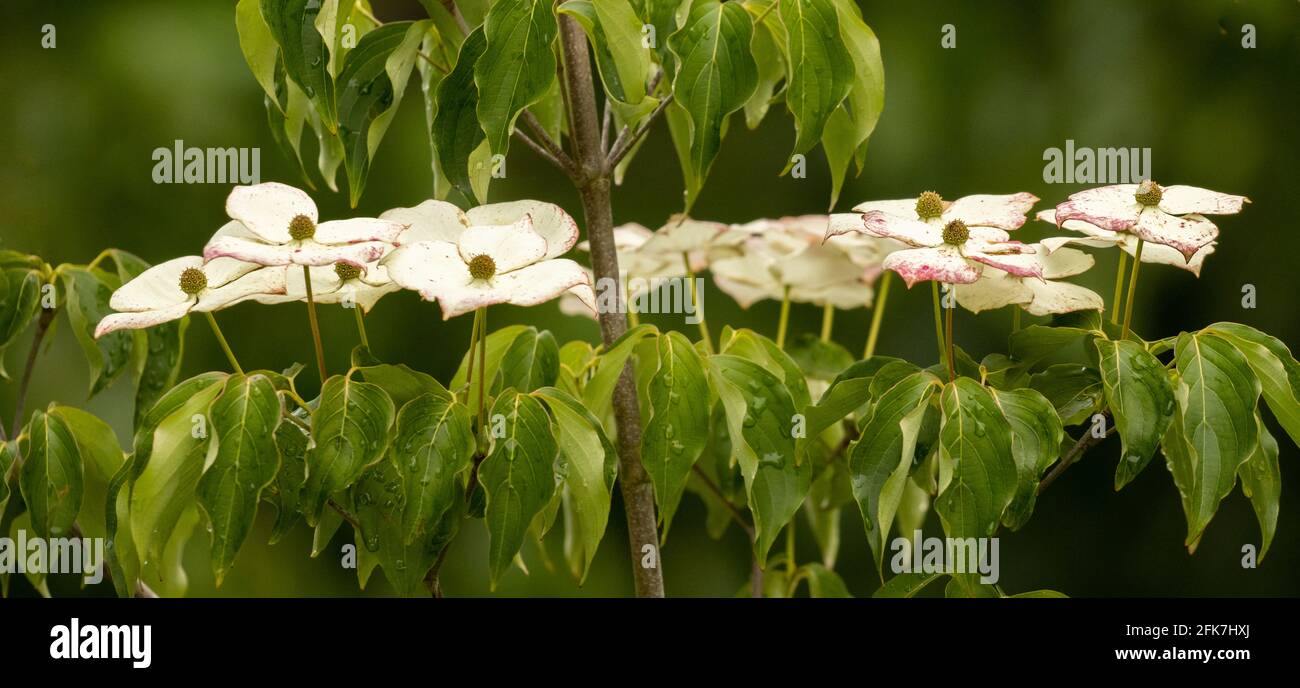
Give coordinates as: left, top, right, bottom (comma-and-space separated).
955, 245, 1103, 316
636, 216, 728, 271
711, 216, 873, 309
382, 200, 593, 319
1053, 180, 1248, 260
1034, 210, 1214, 277
828, 191, 1041, 287
559, 223, 687, 318
203, 182, 406, 269
93, 256, 285, 337
251, 258, 401, 313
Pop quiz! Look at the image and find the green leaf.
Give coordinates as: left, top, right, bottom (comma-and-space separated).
1239, 413, 1280, 561
641, 331, 710, 536
433, 27, 489, 202
707, 354, 808, 564
392, 391, 475, 545
776, 0, 853, 166
533, 387, 615, 582
1009, 589, 1070, 598
1167, 332, 1261, 547
742, 5, 785, 129
474, 0, 559, 157
796, 563, 852, 598
935, 378, 1017, 540
47, 406, 124, 546
821, 0, 883, 208
18, 410, 84, 539
1095, 339, 1175, 490
197, 374, 283, 585
0, 441, 15, 519
786, 333, 855, 381
559, 0, 654, 112
496, 327, 561, 394
582, 324, 659, 425
354, 456, 460, 597
269, 419, 309, 543
988, 387, 1062, 530
103, 250, 188, 431
452, 323, 530, 405
262, 0, 337, 131
129, 374, 227, 564
0, 261, 44, 368
1028, 363, 1104, 426
314, 0, 361, 78
667, 1, 757, 209
1204, 322, 1300, 449
478, 390, 558, 588
719, 328, 811, 409
237, 0, 280, 106
1010, 324, 1100, 370
796, 356, 913, 461
60, 266, 133, 398
352, 345, 449, 410
847, 370, 941, 572
873, 571, 945, 598
336, 20, 431, 206
302, 376, 396, 523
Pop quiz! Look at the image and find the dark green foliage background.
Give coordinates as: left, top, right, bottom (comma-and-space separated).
1, 0, 1296, 596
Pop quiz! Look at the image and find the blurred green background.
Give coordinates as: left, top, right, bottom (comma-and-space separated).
2, 0, 1297, 597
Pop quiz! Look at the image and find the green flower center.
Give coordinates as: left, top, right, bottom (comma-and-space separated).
468, 254, 496, 280
288, 214, 316, 241
178, 267, 208, 295
942, 219, 969, 245
334, 262, 361, 281
915, 191, 944, 220
1134, 179, 1163, 206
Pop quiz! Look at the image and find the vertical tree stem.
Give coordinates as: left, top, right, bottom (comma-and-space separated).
302, 266, 327, 384
776, 286, 792, 349
1121, 240, 1145, 341
559, 13, 665, 597
683, 253, 713, 353
1110, 251, 1129, 325
204, 312, 244, 375
863, 271, 891, 359
353, 306, 369, 350
820, 303, 834, 343
477, 307, 487, 433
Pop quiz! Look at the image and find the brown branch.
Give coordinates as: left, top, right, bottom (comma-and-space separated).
327, 499, 361, 531
606, 94, 673, 170
1036, 414, 1115, 496
519, 110, 576, 175
557, 13, 664, 598
10, 307, 55, 438
513, 129, 570, 173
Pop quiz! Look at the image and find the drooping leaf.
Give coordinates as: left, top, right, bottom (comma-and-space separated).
988, 387, 1062, 530
391, 391, 475, 545
59, 266, 133, 398
452, 323, 530, 406
269, 419, 309, 543
433, 27, 489, 202
18, 409, 84, 539
821, 0, 883, 208
302, 375, 396, 523
1009, 323, 1100, 370
934, 378, 1017, 540
1167, 332, 1261, 547
582, 324, 659, 426
708, 354, 809, 564
1028, 363, 1104, 426
1094, 338, 1175, 490
667, 1, 757, 210
775, 0, 853, 166
641, 331, 710, 536
742, 4, 785, 129
237, 0, 281, 106
353, 456, 460, 597
796, 562, 852, 598
478, 390, 557, 587
474, 0, 559, 158
847, 370, 940, 573
533, 387, 615, 582
496, 327, 561, 393
873, 571, 946, 598
353, 345, 449, 410
1239, 413, 1280, 561
1204, 322, 1300, 449
261, 0, 338, 131
197, 373, 283, 584
129, 374, 227, 565
336, 20, 432, 206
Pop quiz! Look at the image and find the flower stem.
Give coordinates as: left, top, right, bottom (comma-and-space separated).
863, 271, 892, 359
302, 266, 327, 384
682, 253, 713, 353
820, 303, 834, 343
776, 285, 792, 349
353, 306, 369, 350
203, 312, 243, 375
1110, 251, 1129, 325
465, 309, 482, 402
785, 521, 797, 575
1120, 240, 1145, 341
932, 282, 947, 371
945, 285, 956, 382
1012, 307, 1022, 333
476, 307, 488, 433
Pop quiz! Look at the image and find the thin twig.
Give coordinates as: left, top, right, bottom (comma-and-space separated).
1036, 416, 1115, 496
519, 110, 576, 174
691, 466, 753, 538
328, 499, 362, 531
514, 129, 569, 172
10, 307, 55, 438
606, 94, 674, 170
600, 100, 612, 154
440, 0, 471, 35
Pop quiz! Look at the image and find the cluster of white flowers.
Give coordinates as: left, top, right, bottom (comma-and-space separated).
95, 183, 596, 338
96, 179, 1248, 339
